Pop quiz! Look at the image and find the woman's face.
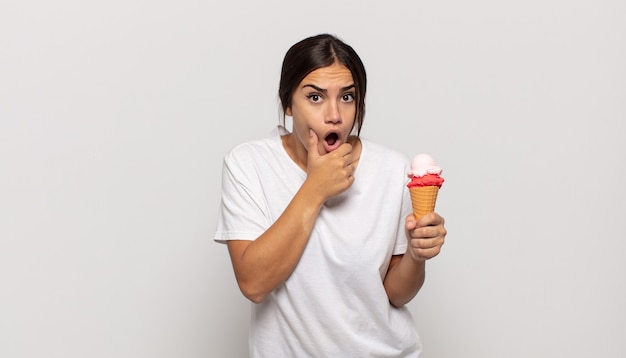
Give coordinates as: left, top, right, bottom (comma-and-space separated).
286, 62, 356, 157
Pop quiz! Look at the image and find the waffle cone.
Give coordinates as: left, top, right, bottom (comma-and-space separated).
409, 186, 439, 220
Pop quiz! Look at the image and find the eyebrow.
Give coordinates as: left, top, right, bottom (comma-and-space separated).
302, 84, 356, 92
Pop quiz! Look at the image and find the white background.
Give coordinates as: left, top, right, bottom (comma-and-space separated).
2, 0, 625, 357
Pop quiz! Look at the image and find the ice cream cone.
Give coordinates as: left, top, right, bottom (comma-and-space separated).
409, 186, 439, 220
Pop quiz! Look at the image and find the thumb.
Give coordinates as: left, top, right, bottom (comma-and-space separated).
307, 129, 321, 159
405, 214, 417, 230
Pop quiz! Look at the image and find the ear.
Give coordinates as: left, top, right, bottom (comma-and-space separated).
285, 107, 292, 116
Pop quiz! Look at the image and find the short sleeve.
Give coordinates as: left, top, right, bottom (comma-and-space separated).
214, 151, 272, 244
392, 163, 412, 255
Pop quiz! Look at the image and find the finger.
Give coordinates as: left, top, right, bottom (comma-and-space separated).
405, 214, 417, 231
346, 153, 359, 168
411, 237, 434, 249
330, 142, 353, 160
307, 129, 321, 159
411, 225, 446, 240
410, 237, 443, 252
416, 212, 444, 228
349, 162, 357, 176
415, 246, 441, 260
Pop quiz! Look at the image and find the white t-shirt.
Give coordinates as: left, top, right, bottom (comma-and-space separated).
215, 127, 422, 357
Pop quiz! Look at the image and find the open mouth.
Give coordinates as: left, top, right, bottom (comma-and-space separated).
325, 132, 339, 146
323, 131, 342, 152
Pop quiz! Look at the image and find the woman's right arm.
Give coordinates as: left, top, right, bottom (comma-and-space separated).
227, 180, 324, 303
227, 130, 356, 303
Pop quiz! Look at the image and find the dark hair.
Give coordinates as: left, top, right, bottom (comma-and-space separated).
279, 34, 367, 136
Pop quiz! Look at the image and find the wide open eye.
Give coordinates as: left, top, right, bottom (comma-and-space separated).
308, 94, 322, 103
342, 93, 355, 102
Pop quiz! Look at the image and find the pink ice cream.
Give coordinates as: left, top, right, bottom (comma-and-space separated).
407, 154, 445, 188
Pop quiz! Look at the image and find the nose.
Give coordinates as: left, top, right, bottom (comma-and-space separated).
325, 100, 342, 124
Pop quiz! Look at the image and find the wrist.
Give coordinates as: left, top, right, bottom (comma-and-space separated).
404, 250, 427, 268
300, 179, 327, 208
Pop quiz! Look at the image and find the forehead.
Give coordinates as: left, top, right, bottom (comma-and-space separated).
300, 63, 354, 86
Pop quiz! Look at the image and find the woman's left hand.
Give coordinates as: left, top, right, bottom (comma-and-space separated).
405, 213, 446, 262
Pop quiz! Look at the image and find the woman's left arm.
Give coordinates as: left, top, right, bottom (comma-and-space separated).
383, 213, 446, 308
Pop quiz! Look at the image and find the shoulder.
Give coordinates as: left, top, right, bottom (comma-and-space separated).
221, 127, 298, 186
225, 127, 283, 164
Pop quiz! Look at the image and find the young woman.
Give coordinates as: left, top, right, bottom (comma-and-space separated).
215, 34, 446, 357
